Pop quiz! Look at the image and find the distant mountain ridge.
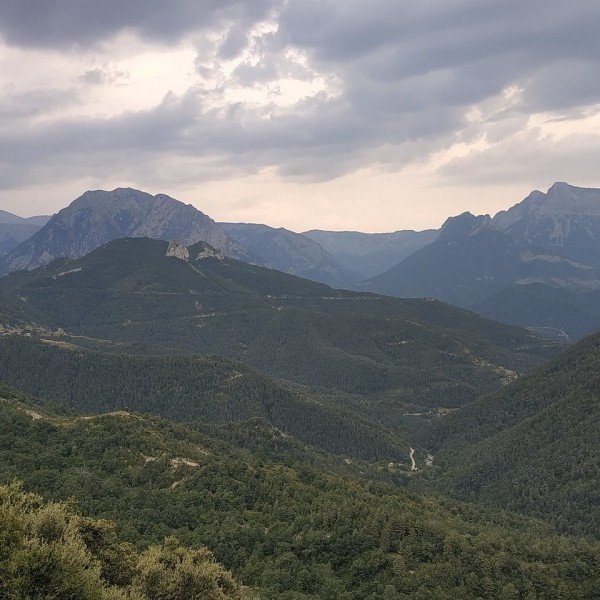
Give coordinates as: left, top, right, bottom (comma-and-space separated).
0, 188, 247, 273
4, 181, 600, 340
303, 228, 438, 278
0, 210, 50, 226
362, 183, 600, 339
0, 210, 51, 258
221, 222, 356, 288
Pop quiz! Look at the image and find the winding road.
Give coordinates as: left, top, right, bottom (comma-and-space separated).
409, 447, 417, 471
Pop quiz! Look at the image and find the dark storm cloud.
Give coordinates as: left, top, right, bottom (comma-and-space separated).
273, 0, 600, 113
1, 0, 600, 188
521, 60, 600, 113
0, 0, 274, 47
0, 83, 464, 189
228, 0, 600, 174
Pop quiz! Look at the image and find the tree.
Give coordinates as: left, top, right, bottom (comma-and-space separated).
131, 537, 246, 600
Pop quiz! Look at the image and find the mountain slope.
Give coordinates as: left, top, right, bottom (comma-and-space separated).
494, 182, 600, 266
427, 331, 600, 537
0, 209, 50, 256
473, 283, 600, 340
0, 334, 409, 463
362, 210, 600, 307
221, 222, 356, 287
0, 237, 558, 409
0, 188, 246, 273
303, 228, 438, 279
0, 222, 43, 256
360, 183, 600, 339
2, 386, 600, 599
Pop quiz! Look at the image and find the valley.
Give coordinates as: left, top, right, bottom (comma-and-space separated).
1, 184, 600, 598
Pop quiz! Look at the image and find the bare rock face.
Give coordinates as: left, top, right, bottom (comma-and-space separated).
493, 182, 600, 267
191, 242, 224, 261
166, 240, 190, 261
0, 188, 246, 273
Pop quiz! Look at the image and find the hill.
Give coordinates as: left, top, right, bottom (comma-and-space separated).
0, 237, 559, 409
426, 330, 600, 537
0, 335, 409, 463
473, 283, 600, 341
2, 386, 600, 599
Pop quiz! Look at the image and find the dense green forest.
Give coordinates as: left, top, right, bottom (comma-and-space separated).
0, 336, 410, 463
3, 239, 600, 597
424, 332, 600, 537
0, 238, 560, 405
0, 482, 252, 599
2, 387, 600, 599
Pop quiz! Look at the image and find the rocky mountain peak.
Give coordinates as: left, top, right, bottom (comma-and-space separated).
166, 240, 190, 261
189, 241, 225, 261
490, 183, 600, 265
494, 183, 600, 229
543, 182, 600, 217
439, 212, 494, 243
0, 188, 245, 273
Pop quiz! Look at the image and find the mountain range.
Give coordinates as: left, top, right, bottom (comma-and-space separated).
1, 242, 600, 595
0, 237, 555, 411
3, 184, 600, 596
363, 183, 600, 339
302, 228, 438, 279
221, 222, 356, 287
4, 181, 600, 340
0, 210, 50, 257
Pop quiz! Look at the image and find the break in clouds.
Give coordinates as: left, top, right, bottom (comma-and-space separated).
1, 0, 600, 208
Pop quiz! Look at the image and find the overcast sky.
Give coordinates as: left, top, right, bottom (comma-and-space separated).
1, 0, 600, 231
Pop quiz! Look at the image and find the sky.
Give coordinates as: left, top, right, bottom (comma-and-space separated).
1, 1, 600, 232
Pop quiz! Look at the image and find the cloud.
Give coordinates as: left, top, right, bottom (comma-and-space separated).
79, 66, 128, 86
0, 87, 79, 119
1, 0, 600, 204
0, 0, 275, 48
439, 127, 600, 186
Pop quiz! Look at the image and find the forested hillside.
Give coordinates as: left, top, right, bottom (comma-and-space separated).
426, 331, 600, 537
0, 336, 409, 462
0, 237, 559, 408
2, 386, 600, 599
0, 482, 252, 599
